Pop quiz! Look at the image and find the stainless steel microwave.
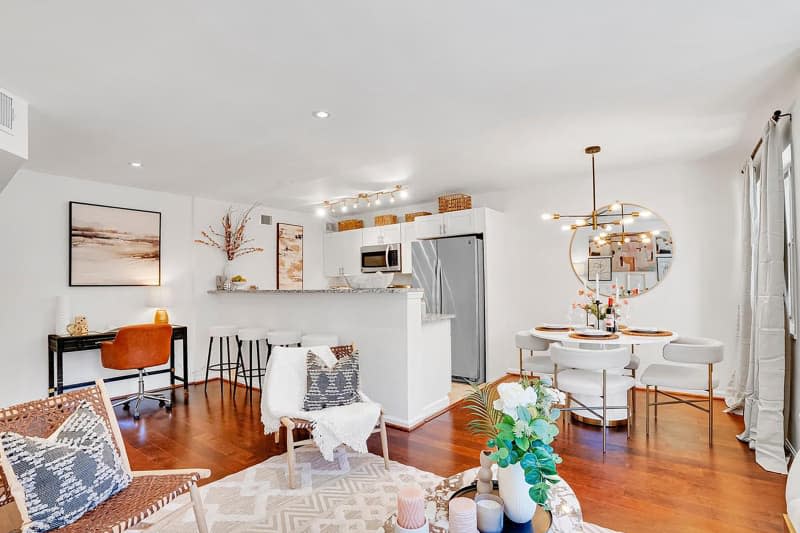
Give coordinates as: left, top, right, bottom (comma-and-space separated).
361, 244, 402, 273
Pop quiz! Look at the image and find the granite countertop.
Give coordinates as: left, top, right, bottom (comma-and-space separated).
208, 288, 423, 294
422, 313, 456, 322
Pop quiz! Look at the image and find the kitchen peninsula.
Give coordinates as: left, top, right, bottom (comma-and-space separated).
206, 288, 453, 429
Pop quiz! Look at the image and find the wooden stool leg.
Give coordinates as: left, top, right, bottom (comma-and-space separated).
379, 413, 390, 470
274, 429, 280, 444
282, 418, 297, 489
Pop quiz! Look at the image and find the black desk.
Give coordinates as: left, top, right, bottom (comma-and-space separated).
47, 325, 189, 397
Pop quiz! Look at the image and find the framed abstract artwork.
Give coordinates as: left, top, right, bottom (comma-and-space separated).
586, 256, 612, 282
69, 202, 161, 286
277, 223, 303, 290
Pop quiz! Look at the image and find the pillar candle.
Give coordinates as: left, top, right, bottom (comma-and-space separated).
397, 484, 426, 529
475, 495, 504, 533
449, 497, 477, 533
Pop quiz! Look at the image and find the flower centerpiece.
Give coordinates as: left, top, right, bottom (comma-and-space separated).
464, 377, 565, 522
573, 285, 628, 327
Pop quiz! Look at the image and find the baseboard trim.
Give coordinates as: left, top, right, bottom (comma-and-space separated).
384, 396, 452, 432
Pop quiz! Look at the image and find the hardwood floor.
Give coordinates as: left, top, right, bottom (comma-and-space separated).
118, 381, 787, 532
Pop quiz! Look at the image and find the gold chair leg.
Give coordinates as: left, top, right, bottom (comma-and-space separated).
654, 386, 658, 420
379, 413, 390, 470
189, 482, 209, 533
631, 368, 637, 419
708, 364, 714, 448
645, 385, 650, 437
602, 370, 607, 454
626, 388, 631, 439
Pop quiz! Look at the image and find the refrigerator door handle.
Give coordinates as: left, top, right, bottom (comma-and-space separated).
435, 258, 442, 313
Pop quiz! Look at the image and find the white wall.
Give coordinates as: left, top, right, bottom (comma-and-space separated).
0, 169, 325, 405
472, 157, 742, 393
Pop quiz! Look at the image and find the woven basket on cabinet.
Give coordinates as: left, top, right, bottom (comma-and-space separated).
438, 193, 472, 213
337, 219, 364, 231
404, 211, 432, 222
374, 214, 398, 226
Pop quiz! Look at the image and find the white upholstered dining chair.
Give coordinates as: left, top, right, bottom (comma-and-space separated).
550, 344, 634, 453
515, 331, 555, 380
639, 336, 723, 446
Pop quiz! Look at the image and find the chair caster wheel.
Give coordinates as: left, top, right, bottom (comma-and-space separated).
133, 414, 140, 421
165, 405, 173, 412
122, 403, 130, 411
158, 400, 166, 407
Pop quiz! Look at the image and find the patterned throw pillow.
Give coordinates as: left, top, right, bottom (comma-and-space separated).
303, 352, 361, 411
0, 401, 131, 532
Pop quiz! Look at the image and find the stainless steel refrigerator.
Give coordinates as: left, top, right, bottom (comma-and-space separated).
412, 236, 485, 383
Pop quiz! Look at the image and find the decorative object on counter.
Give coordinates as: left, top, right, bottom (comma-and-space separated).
215, 275, 226, 290
448, 497, 478, 533
195, 204, 264, 281
55, 295, 71, 335
345, 272, 394, 289
438, 193, 472, 213
476, 450, 494, 494
375, 214, 399, 226
69, 201, 161, 287
337, 218, 365, 231
396, 484, 428, 532
464, 378, 564, 523
147, 286, 171, 323
316, 185, 410, 216
474, 494, 504, 533
405, 211, 432, 222
230, 274, 248, 290
66, 315, 89, 336
277, 223, 304, 290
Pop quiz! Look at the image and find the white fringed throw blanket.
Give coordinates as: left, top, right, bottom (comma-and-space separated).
260, 346, 381, 461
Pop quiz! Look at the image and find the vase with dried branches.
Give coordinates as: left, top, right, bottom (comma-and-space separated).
194, 204, 264, 280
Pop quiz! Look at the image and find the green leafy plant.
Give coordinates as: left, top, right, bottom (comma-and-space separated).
465, 377, 564, 509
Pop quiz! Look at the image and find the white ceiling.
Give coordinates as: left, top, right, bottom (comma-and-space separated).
2, 1, 799, 209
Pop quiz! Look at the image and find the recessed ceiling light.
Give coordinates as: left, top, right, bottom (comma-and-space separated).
129, 161, 142, 168
313, 110, 330, 119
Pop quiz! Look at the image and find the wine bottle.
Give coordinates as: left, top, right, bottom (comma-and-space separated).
605, 298, 616, 332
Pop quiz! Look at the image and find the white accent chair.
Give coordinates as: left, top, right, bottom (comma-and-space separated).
301, 333, 340, 347
550, 344, 634, 453
265, 344, 390, 489
515, 331, 554, 380
639, 336, 723, 446
236, 327, 269, 398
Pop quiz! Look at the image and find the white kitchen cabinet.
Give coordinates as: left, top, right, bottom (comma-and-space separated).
413, 208, 486, 239
324, 230, 362, 276
362, 224, 403, 246
414, 214, 444, 239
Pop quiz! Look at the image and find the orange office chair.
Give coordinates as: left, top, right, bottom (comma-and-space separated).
100, 323, 173, 420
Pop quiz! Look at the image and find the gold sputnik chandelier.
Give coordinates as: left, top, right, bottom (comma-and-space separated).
541, 146, 651, 231
316, 185, 409, 217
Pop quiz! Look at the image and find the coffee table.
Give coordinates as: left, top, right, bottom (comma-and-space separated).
382, 466, 583, 532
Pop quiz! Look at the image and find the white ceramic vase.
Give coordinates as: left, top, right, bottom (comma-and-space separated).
497, 462, 537, 524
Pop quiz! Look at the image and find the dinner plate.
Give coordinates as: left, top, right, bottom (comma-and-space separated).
540, 323, 571, 329
626, 326, 660, 333
574, 328, 614, 337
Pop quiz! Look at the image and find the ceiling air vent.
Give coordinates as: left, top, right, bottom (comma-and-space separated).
0, 91, 13, 135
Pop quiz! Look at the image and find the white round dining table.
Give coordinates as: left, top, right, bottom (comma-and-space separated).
529, 327, 679, 426
528, 328, 679, 346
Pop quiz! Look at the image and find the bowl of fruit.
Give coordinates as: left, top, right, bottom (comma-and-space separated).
230, 275, 247, 290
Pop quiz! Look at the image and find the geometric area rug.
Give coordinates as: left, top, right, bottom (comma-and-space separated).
133, 446, 621, 533
133, 446, 443, 533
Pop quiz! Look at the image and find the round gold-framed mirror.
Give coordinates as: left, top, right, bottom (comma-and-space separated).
568, 202, 673, 298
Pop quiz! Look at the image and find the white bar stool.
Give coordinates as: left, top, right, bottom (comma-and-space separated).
236, 327, 269, 398
267, 330, 302, 356
639, 336, 723, 446
551, 343, 634, 453
515, 331, 555, 381
301, 333, 340, 347
205, 326, 242, 396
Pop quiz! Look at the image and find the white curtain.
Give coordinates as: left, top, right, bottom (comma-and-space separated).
727, 120, 788, 474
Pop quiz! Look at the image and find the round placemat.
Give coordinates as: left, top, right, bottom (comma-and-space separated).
621, 330, 673, 337
568, 332, 619, 341
535, 326, 571, 332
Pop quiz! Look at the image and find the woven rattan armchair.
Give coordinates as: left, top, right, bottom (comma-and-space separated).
272, 344, 390, 489
0, 380, 209, 533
